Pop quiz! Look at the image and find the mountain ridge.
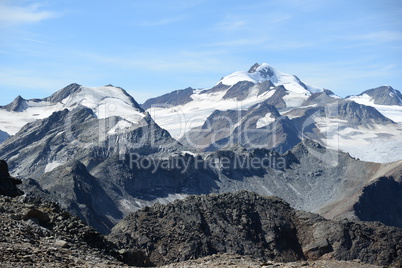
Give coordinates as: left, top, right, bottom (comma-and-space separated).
347, 85, 402, 106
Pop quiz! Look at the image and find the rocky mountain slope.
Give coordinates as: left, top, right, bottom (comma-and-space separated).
0, 160, 128, 267
346, 85, 402, 128
181, 101, 301, 153
0, 85, 183, 233
109, 191, 402, 267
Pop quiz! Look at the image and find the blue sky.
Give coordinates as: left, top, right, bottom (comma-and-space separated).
1, 0, 402, 105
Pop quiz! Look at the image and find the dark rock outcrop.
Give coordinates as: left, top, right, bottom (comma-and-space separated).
222, 81, 256, 101
141, 87, 195, 110
0, 160, 23, 197
43, 83, 82, 103
354, 176, 402, 228
109, 191, 402, 267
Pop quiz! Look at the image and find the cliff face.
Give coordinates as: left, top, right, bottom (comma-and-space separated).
109, 191, 402, 267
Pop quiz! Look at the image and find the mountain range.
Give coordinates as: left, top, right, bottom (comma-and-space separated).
142, 63, 402, 163
0, 62, 401, 238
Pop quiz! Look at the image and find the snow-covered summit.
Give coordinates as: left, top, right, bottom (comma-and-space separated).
0, 84, 145, 136
219, 63, 323, 95
347, 86, 402, 106
58, 84, 144, 119
145, 63, 329, 139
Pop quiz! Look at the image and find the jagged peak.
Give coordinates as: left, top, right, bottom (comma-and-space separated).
1, 95, 28, 112
248, 63, 261, 73
45, 83, 83, 103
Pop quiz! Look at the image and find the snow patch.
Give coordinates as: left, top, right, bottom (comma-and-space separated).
107, 119, 135, 135
45, 161, 63, 173
181, 151, 198, 156
256, 113, 275, 128
283, 92, 309, 107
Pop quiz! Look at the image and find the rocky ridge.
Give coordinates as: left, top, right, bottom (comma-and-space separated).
109, 191, 402, 267
347, 85, 402, 106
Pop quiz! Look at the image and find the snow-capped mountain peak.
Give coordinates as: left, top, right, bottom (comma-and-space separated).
0, 84, 145, 136
58, 84, 144, 119
219, 63, 323, 95
347, 85, 402, 106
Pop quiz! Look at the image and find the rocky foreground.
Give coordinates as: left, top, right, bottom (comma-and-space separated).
1, 158, 402, 267
0, 195, 125, 267
109, 191, 402, 267
159, 253, 383, 268
0, 193, 386, 268
1, 193, 401, 267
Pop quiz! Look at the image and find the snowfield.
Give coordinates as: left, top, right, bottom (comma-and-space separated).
318, 122, 402, 163
348, 94, 402, 123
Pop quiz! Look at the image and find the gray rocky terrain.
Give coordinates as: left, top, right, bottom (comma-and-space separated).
0, 159, 126, 266
159, 253, 383, 268
181, 101, 301, 153
109, 191, 402, 267
0, 195, 127, 267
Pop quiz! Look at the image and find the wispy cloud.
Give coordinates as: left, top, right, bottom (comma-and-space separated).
141, 15, 187, 26
217, 17, 247, 32
0, 2, 57, 26
20, 38, 48, 44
